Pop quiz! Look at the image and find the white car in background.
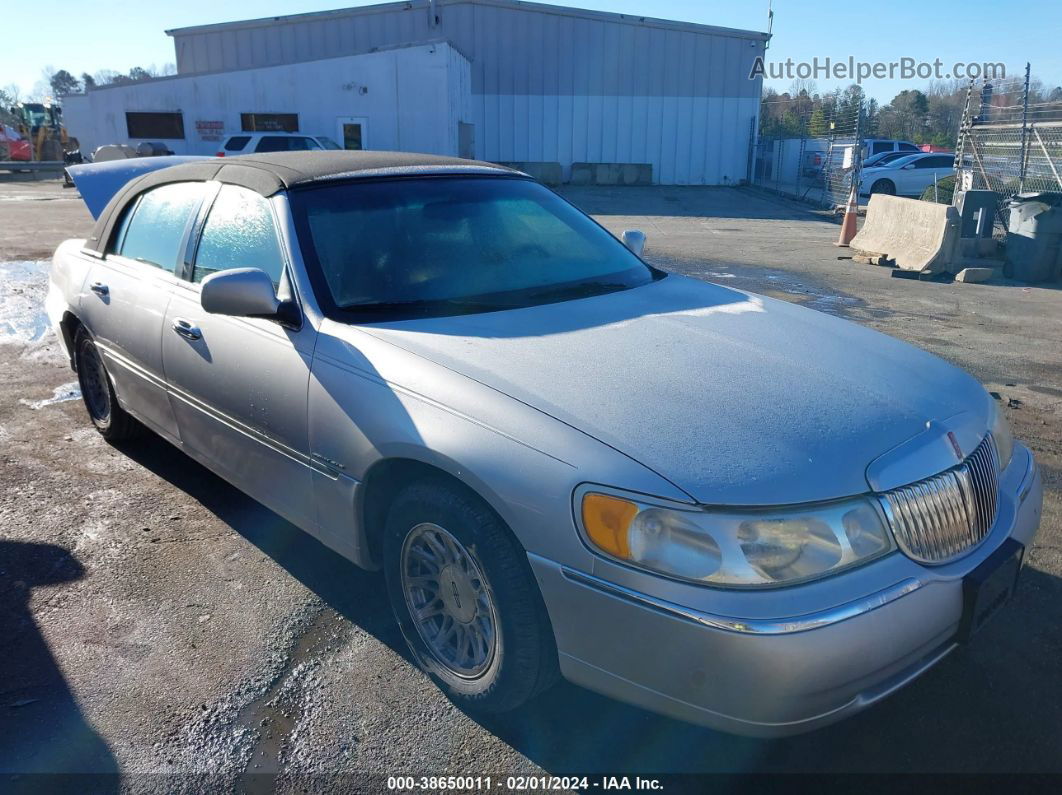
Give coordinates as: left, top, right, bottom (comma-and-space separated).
860, 153, 955, 198
216, 132, 343, 156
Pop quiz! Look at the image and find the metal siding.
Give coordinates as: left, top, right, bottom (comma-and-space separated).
167, 1, 764, 183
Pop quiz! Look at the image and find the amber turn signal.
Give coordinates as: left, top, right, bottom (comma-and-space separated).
581, 493, 638, 559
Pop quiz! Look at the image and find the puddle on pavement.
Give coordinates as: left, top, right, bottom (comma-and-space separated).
236, 609, 349, 790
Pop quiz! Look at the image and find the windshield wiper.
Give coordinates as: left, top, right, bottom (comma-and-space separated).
523, 281, 630, 302
343, 297, 506, 315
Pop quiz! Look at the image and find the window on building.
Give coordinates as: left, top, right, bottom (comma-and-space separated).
117, 183, 205, 271
194, 185, 283, 286
125, 112, 185, 139
241, 113, 299, 132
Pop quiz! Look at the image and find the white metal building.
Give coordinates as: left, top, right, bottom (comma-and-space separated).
63, 0, 768, 184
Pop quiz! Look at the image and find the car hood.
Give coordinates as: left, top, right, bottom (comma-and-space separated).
361, 275, 989, 505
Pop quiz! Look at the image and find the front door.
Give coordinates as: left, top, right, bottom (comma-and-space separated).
336, 117, 367, 150
161, 183, 318, 530
79, 182, 206, 442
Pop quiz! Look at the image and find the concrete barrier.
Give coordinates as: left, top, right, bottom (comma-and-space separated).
570, 162, 652, 186
850, 194, 961, 274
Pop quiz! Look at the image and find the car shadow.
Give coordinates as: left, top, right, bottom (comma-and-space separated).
472, 563, 1062, 775
113, 436, 408, 654
114, 436, 1062, 775
0, 540, 120, 791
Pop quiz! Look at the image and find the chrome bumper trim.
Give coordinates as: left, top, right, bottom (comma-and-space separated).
560, 567, 923, 636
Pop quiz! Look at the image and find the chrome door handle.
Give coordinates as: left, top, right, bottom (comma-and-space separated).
171, 318, 202, 341
90, 281, 109, 296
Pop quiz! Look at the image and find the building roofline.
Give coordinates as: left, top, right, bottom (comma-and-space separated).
165, 0, 769, 42
79, 39, 465, 93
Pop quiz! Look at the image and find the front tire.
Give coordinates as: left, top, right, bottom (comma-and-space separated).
383, 479, 559, 713
74, 329, 140, 441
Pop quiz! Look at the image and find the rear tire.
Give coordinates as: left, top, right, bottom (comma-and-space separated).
870, 179, 896, 195
74, 329, 140, 441
383, 479, 559, 713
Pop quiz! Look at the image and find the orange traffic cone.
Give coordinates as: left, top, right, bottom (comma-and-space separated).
835, 184, 859, 247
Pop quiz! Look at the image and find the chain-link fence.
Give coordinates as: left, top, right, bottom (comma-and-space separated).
752, 95, 863, 210
956, 70, 1062, 237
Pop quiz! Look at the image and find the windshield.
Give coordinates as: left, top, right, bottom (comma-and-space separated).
290, 177, 661, 319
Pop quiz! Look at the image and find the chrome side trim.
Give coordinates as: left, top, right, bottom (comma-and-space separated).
1019, 448, 1037, 504
559, 567, 923, 635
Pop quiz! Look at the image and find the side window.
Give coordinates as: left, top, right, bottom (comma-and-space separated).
872, 142, 892, 154
117, 183, 203, 272
194, 185, 283, 285
914, 157, 950, 169
224, 136, 251, 152
899, 143, 919, 151
255, 136, 288, 152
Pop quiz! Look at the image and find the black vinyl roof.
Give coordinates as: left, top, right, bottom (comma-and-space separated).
85, 151, 521, 255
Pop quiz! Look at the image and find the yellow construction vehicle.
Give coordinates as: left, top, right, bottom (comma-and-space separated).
10, 101, 79, 161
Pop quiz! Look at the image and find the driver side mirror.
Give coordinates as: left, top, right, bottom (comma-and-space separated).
201, 268, 295, 324
622, 229, 646, 257
903, 164, 915, 170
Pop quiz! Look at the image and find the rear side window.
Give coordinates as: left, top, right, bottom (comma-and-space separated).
224, 136, 251, 152
117, 183, 204, 272
899, 143, 919, 151
193, 185, 283, 285
254, 136, 321, 153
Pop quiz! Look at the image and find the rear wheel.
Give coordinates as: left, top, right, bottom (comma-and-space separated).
870, 178, 896, 195
383, 479, 559, 712
74, 329, 140, 441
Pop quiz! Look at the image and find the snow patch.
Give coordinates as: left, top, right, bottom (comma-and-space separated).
0, 260, 52, 345
20, 381, 81, 410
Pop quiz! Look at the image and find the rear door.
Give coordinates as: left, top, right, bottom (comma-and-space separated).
161, 183, 319, 529
901, 155, 953, 195
79, 182, 206, 442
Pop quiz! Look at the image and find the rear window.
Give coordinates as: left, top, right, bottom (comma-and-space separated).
115, 183, 204, 271
254, 136, 322, 153
224, 136, 251, 152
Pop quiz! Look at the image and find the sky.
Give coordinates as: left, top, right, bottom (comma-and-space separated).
2, 0, 1061, 103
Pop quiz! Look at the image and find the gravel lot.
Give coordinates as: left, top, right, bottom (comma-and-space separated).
1, 178, 1060, 790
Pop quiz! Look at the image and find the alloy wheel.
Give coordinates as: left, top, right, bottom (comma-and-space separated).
400, 522, 499, 678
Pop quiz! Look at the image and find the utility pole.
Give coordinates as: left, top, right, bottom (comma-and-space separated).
1018, 62, 1031, 193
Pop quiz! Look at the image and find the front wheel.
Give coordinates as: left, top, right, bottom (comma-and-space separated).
383, 480, 559, 713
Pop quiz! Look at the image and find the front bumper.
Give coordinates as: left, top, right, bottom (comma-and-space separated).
530, 443, 1042, 736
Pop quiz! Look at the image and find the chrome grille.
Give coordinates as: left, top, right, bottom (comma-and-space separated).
879, 435, 1000, 564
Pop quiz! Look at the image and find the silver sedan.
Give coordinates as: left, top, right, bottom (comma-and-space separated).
51, 152, 1042, 736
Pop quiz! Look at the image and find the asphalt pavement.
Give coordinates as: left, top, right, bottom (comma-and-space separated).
1, 179, 1059, 791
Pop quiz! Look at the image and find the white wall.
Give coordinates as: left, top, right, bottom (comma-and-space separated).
167, 0, 768, 184
62, 43, 470, 158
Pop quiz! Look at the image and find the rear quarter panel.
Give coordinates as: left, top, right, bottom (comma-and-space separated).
47, 239, 93, 360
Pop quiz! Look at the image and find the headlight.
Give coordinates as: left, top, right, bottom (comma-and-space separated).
989, 399, 1014, 470
580, 492, 894, 587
